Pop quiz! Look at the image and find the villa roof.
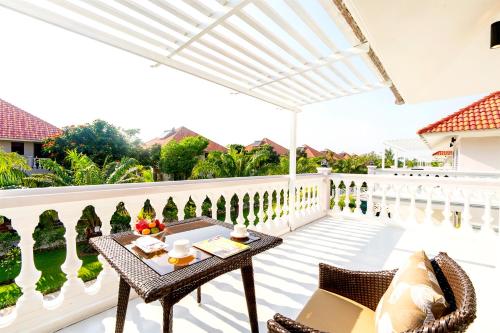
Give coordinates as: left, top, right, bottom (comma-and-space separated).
301, 145, 323, 158
418, 91, 500, 134
144, 126, 227, 153
0, 98, 61, 142
432, 150, 452, 156
245, 138, 288, 156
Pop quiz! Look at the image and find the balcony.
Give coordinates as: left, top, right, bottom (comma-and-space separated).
0, 171, 498, 332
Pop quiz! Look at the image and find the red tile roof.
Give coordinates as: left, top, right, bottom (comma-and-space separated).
245, 138, 288, 156
0, 98, 61, 141
432, 150, 452, 156
144, 126, 227, 152
418, 91, 500, 134
301, 144, 324, 158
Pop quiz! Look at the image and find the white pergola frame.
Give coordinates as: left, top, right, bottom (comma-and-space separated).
0, 0, 400, 230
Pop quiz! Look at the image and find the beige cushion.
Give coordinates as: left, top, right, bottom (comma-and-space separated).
297, 289, 376, 333
375, 251, 448, 333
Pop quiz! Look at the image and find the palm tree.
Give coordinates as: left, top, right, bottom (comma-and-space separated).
0, 150, 30, 188
191, 146, 278, 179
24, 149, 153, 187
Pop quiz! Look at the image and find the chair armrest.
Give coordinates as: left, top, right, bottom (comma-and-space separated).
319, 263, 396, 310
268, 314, 327, 333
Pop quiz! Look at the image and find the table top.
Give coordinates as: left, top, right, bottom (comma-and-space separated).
90, 216, 283, 303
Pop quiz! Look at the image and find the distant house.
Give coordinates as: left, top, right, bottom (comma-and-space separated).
144, 126, 227, 153
300, 144, 324, 158
0, 98, 61, 166
418, 91, 500, 172
245, 138, 288, 156
432, 150, 453, 167
321, 149, 351, 160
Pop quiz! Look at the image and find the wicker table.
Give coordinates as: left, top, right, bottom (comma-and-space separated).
90, 216, 283, 333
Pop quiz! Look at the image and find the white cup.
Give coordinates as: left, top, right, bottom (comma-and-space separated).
234, 225, 247, 237
172, 239, 190, 257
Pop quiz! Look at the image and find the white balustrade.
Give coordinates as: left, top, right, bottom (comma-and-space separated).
1, 172, 498, 332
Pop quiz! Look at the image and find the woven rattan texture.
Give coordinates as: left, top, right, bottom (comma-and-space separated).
91, 216, 282, 303
267, 252, 476, 333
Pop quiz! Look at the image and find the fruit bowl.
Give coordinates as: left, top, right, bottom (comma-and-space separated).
134, 218, 166, 237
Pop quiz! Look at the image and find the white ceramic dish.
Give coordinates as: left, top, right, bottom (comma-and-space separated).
230, 231, 250, 239
168, 247, 197, 259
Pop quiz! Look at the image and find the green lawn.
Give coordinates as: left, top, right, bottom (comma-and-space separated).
0, 246, 102, 309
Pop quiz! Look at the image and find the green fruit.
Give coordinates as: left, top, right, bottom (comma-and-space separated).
151, 227, 159, 234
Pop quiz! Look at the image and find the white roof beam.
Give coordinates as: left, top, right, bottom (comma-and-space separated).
235, 11, 339, 98
284, 0, 371, 86
253, 1, 356, 93
252, 42, 369, 89
0, 0, 300, 112
167, 0, 252, 58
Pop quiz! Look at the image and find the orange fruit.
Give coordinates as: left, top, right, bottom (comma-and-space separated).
148, 222, 156, 228
142, 228, 151, 235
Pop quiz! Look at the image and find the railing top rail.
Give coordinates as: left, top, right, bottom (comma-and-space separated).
0, 175, 293, 208
374, 168, 500, 178
329, 173, 500, 188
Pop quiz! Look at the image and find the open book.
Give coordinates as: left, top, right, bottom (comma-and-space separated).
194, 235, 249, 259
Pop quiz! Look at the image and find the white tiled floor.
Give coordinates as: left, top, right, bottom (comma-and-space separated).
58, 217, 498, 332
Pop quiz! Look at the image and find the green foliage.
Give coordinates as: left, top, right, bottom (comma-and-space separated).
0, 150, 30, 188
160, 136, 209, 180
43, 119, 137, 166
192, 144, 290, 179
111, 202, 132, 233
24, 150, 153, 187
0, 247, 21, 283
269, 156, 320, 175
330, 153, 380, 174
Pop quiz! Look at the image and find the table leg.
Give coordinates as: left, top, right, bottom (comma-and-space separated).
160, 298, 173, 333
241, 261, 259, 333
197, 286, 202, 304
115, 277, 131, 333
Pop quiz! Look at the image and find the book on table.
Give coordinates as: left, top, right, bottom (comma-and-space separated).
193, 235, 249, 259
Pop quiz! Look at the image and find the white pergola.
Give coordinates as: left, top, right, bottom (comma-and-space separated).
382, 138, 433, 169
0, 0, 401, 227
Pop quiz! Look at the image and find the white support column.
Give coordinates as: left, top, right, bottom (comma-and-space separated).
288, 111, 297, 230
394, 150, 399, 169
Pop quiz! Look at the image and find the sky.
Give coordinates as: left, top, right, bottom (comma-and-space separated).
0, 5, 485, 155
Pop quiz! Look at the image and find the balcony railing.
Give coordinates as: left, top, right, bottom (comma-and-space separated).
0, 171, 498, 332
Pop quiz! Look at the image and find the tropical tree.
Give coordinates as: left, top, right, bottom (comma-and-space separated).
270, 156, 320, 175
159, 136, 209, 180
43, 119, 141, 166
0, 150, 30, 188
191, 145, 280, 179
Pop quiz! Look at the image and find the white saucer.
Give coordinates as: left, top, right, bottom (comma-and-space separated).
168, 248, 197, 259
230, 231, 249, 239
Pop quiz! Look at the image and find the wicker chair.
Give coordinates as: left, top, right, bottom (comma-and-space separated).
267, 252, 476, 333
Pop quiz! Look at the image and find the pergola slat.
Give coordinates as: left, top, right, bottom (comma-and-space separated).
0, 0, 399, 110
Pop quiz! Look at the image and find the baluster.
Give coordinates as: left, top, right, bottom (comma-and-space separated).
236, 191, 245, 225
282, 188, 289, 221
246, 191, 256, 230
393, 185, 402, 223
380, 183, 388, 221
191, 194, 204, 218
366, 181, 375, 218
7, 208, 44, 315
258, 190, 265, 225
481, 192, 494, 236
92, 202, 119, 290
59, 206, 86, 299
332, 181, 341, 214
343, 181, 351, 214
224, 192, 232, 224
460, 189, 473, 233
208, 194, 219, 220
441, 187, 452, 228
123, 200, 146, 227
354, 182, 362, 216
267, 189, 274, 223
424, 186, 433, 225
407, 185, 417, 224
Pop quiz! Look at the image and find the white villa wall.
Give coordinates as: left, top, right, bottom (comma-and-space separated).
457, 137, 500, 172
0, 140, 35, 157
0, 140, 10, 152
